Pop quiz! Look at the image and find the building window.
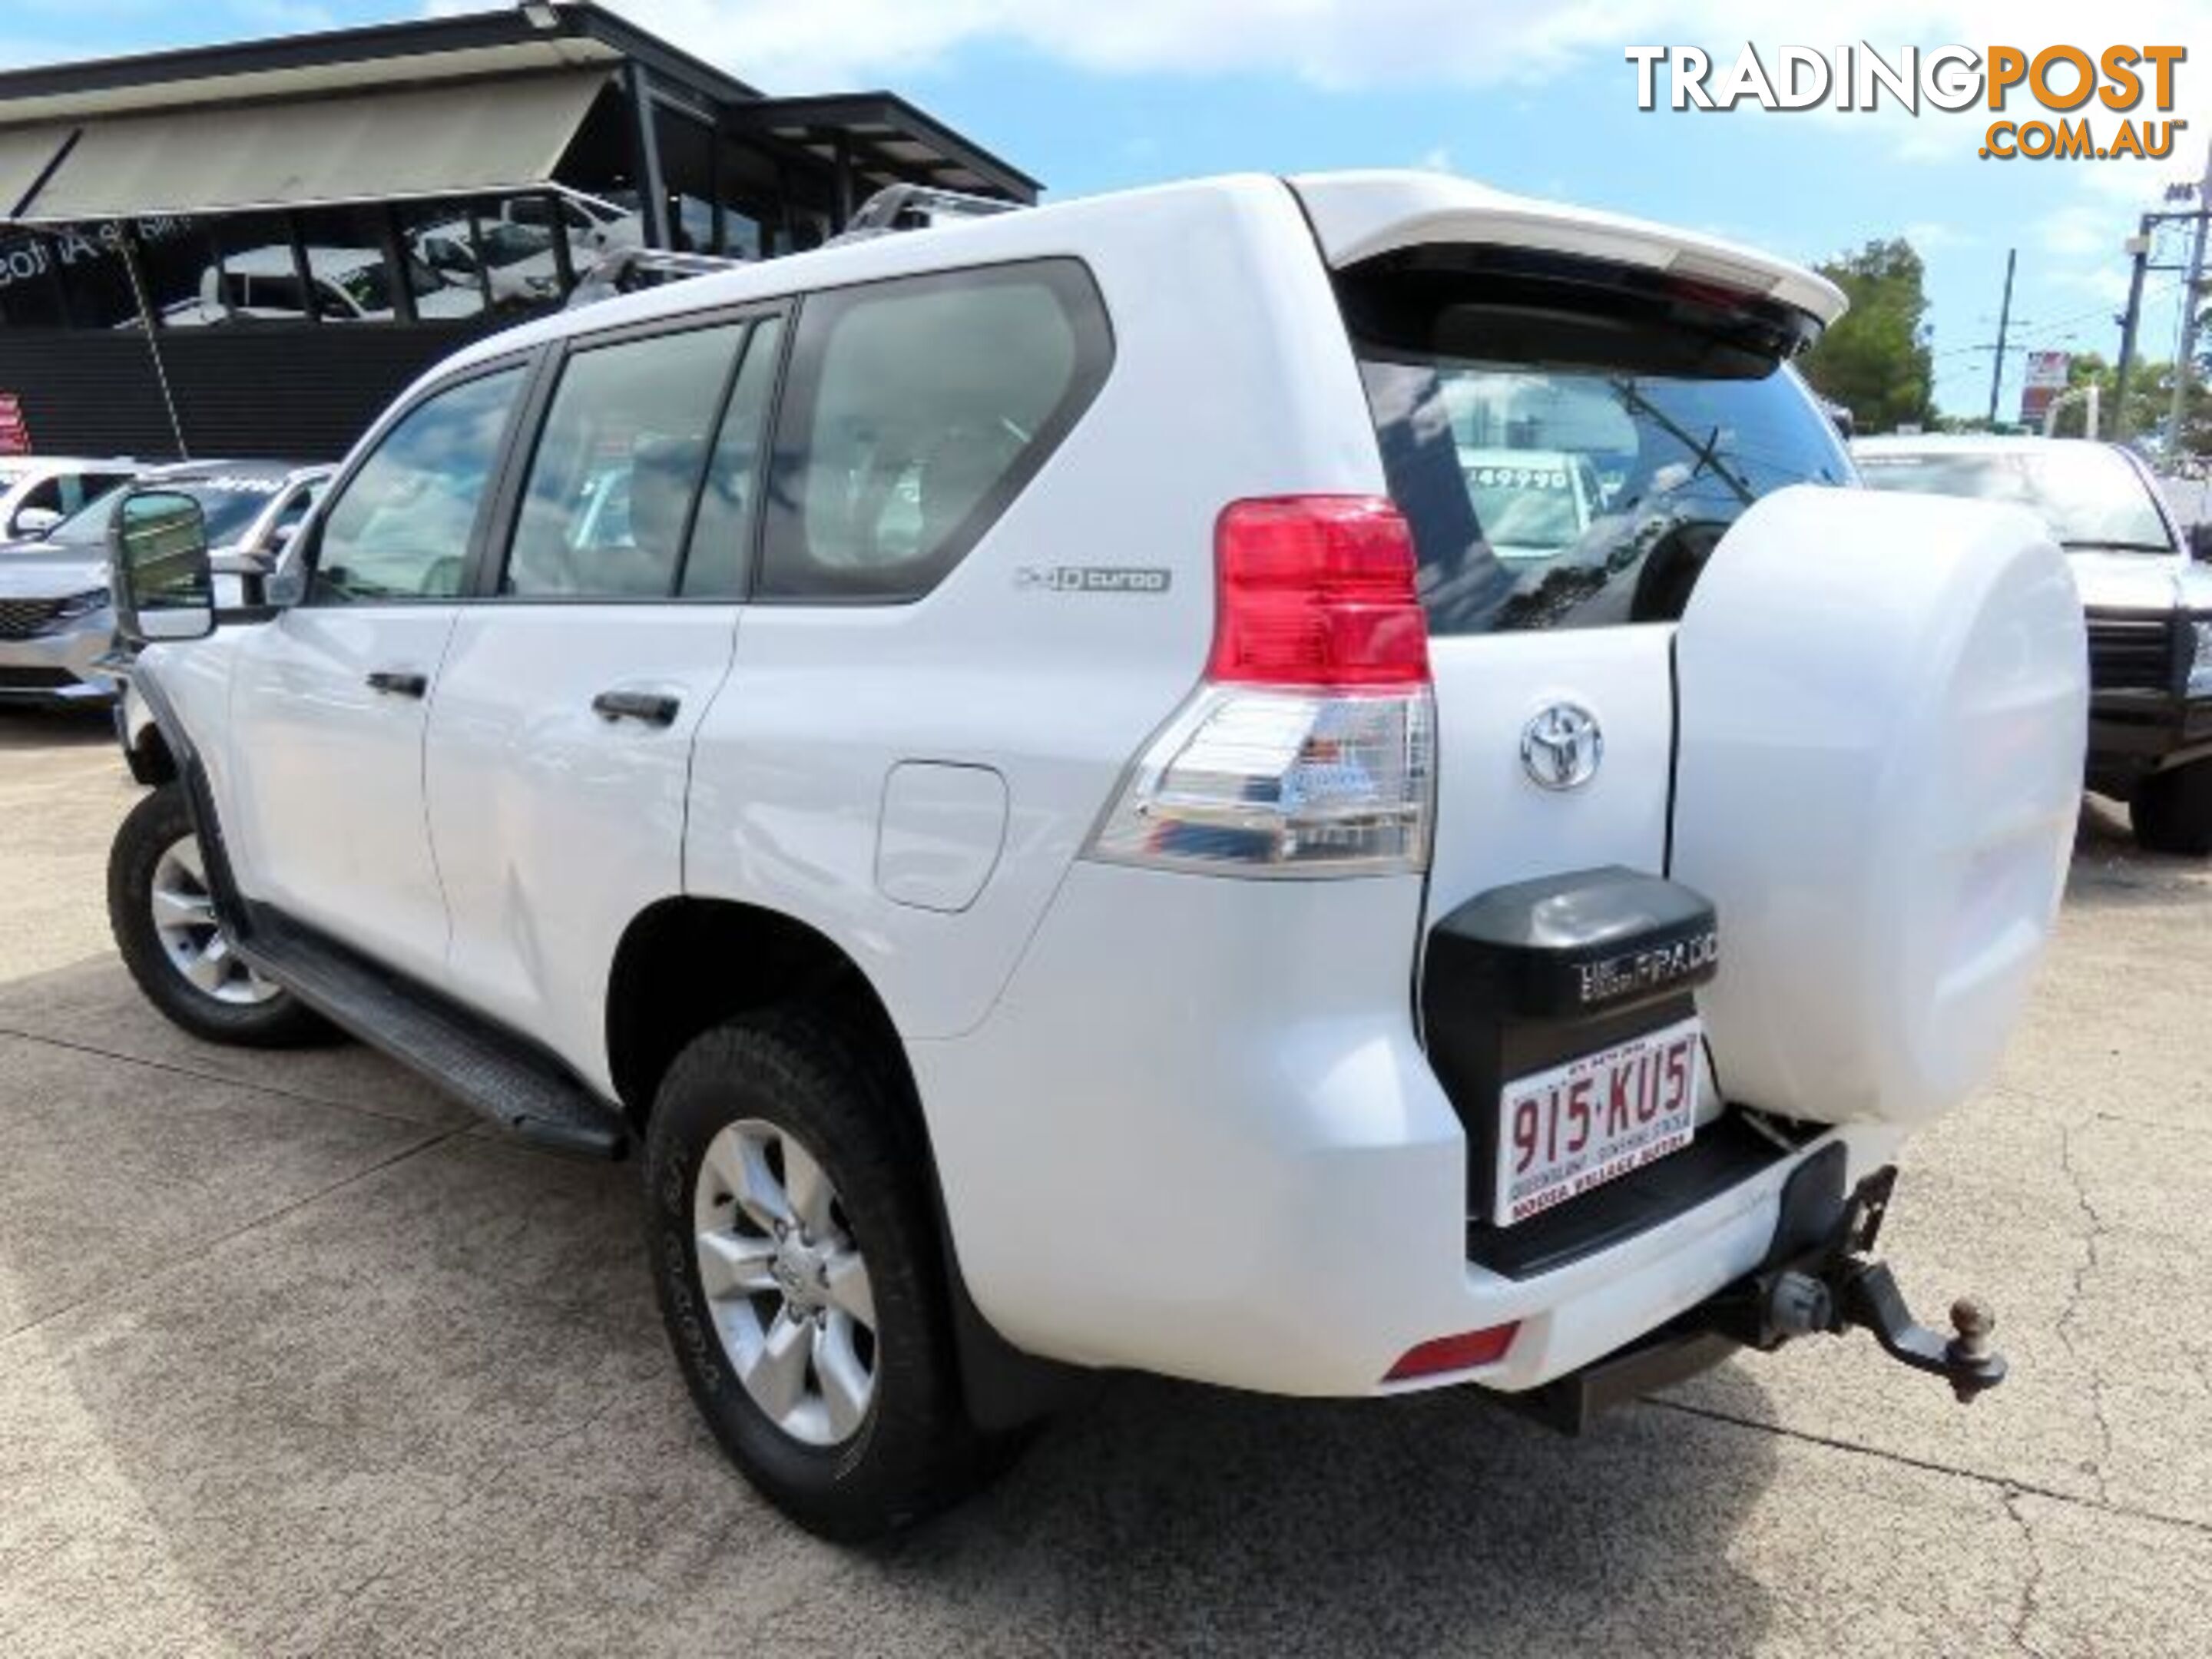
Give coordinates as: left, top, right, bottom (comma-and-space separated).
715, 140, 782, 260
0, 231, 69, 328
551, 82, 646, 260
482, 194, 588, 301
173, 213, 313, 327
132, 217, 220, 329
296, 204, 413, 324
398, 200, 490, 319
47, 223, 140, 329
399, 197, 575, 316
657, 108, 716, 253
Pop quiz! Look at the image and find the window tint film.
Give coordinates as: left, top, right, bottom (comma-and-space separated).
1345, 253, 1849, 634
313, 366, 524, 602
761, 260, 1111, 601
505, 324, 742, 599
683, 316, 782, 597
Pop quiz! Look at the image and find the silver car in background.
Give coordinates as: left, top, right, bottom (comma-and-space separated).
1855, 435, 2212, 853
0, 460, 327, 709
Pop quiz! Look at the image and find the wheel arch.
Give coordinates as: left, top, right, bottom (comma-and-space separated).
606, 894, 1090, 1428
605, 895, 909, 1128
124, 717, 179, 787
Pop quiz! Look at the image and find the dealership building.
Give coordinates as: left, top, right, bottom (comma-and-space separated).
0, 2, 1037, 462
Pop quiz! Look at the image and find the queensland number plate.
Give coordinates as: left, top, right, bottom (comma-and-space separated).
1493, 1016, 1702, 1227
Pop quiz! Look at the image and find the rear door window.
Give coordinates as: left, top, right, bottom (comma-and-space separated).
502, 323, 745, 599
759, 259, 1113, 602
682, 316, 783, 598
1345, 252, 1851, 634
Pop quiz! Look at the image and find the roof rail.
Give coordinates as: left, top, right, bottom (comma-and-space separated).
826, 184, 1024, 245
561, 182, 1026, 310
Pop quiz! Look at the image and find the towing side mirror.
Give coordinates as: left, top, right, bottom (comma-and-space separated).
10, 505, 62, 539
111, 489, 215, 643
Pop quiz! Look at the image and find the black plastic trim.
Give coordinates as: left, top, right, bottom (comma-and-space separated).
1426, 865, 1718, 1024
1466, 1112, 1798, 1279
127, 665, 252, 939
233, 903, 628, 1159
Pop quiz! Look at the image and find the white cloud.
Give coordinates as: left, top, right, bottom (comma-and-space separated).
1904, 219, 1975, 250
1416, 145, 1455, 173
584, 0, 2212, 100
2039, 202, 2123, 259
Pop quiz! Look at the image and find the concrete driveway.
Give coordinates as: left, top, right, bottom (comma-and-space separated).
1, 707, 2207, 1657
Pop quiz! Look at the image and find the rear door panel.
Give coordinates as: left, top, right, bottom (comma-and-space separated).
1422, 628, 1674, 927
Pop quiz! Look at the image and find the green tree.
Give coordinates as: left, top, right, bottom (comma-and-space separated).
2047, 352, 2212, 449
1799, 238, 1936, 435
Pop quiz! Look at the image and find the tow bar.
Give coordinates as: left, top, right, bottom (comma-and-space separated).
1712, 1148, 2008, 1402
1512, 1146, 2006, 1432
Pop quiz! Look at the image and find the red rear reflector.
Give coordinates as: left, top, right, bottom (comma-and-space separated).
1209, 496, 1431, 690
1383, 1323, 1519, 1382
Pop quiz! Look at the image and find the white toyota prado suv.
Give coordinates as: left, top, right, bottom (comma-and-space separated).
104, 172, 2088, 1539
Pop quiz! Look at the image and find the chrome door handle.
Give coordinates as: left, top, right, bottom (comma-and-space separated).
365, 670, 429, 698
591, 689, 680, 727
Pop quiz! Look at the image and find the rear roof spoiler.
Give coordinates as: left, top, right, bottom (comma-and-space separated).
1290, 171, 1845, 326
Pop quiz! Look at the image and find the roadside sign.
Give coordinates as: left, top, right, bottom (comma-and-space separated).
0, 393, 28, 456
2019, 352, 2070, 426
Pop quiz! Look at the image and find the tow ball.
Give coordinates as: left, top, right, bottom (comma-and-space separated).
1724, 1153, 2008, 1403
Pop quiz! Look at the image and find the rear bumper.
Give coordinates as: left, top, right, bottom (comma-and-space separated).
911, 860, 1907, 1399
0, 614, 120, 706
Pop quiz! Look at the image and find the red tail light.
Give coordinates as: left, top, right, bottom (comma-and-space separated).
1208, 496, 1431, 690
1383, 1323, 1519, 1382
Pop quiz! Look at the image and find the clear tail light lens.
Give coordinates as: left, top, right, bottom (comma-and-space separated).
1088, 685, 1433, 876
1085, 495, 1435, 879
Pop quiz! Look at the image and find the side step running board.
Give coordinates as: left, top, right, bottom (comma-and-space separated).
234, 907, 628, 1159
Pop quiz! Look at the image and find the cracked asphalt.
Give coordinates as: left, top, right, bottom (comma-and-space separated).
2, 707, 2209, 1657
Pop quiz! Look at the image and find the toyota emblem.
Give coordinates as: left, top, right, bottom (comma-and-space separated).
1520, 702, 1603, 791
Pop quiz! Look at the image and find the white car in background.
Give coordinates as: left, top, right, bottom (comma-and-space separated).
157, 247, 485, 326
104, 171, 2085, 1539
409, 220, 566, 307
1856, 434, 2212, 853
0, 455, 141, 541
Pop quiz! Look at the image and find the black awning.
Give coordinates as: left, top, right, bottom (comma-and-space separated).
730, 92, 1039, 204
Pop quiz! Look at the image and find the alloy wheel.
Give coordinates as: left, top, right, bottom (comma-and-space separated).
149, 834, 280, 1006
693, 1118, 879, 1447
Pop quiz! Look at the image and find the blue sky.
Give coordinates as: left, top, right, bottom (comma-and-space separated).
6, 0, 2209, 418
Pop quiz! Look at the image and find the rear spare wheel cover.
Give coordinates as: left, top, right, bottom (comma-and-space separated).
1669, 484, 2085, 1126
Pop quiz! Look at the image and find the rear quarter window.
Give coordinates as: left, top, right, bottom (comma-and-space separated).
758, 258, 1113, 603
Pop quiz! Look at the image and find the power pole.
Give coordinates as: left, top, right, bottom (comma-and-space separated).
2114, 216, 2154, 439
1987, 248, 2018, 428
2165, 135, 2212, 454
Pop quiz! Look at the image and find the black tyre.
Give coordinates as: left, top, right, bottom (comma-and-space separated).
644, 1008, 998, 1540
107, 785, 333, 1047
2131, 760, 2212, 856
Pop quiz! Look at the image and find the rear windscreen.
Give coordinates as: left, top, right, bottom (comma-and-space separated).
1342, 249, 1852, 635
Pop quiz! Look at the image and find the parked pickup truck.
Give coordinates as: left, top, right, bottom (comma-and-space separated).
104, 171, 2086, 1539
1856, 434, 2212, 853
